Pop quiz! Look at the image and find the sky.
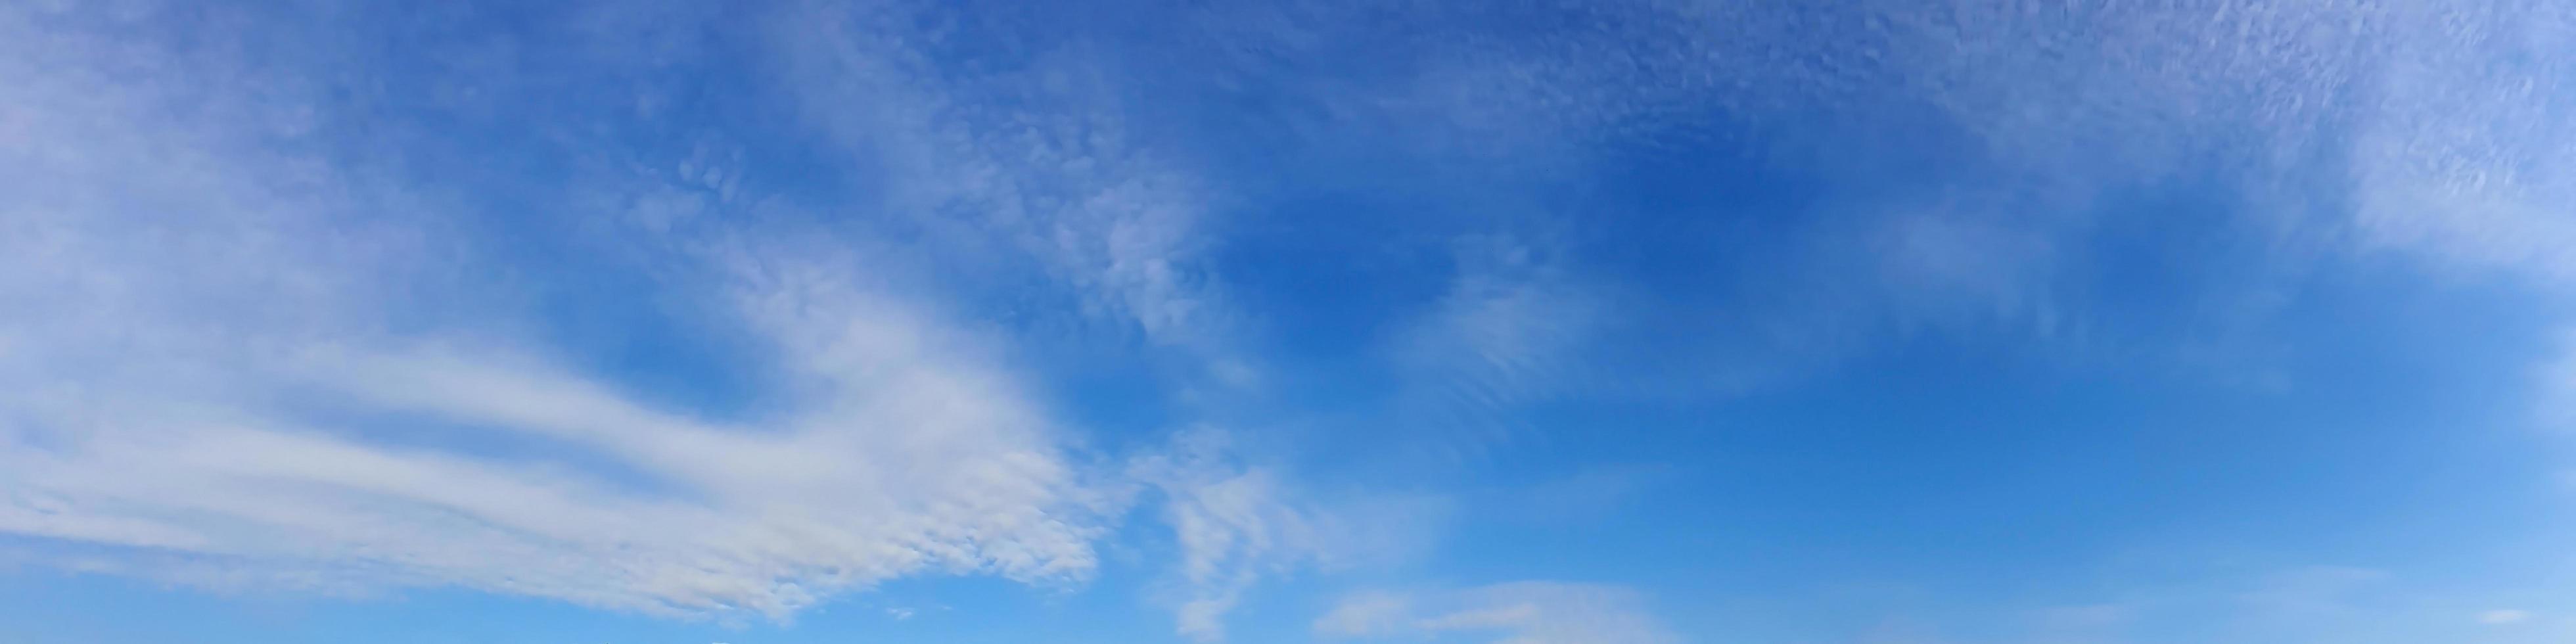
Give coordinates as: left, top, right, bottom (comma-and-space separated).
3, 0, 2575, 642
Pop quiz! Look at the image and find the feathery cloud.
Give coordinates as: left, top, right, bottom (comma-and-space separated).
0, 0, 1118, 620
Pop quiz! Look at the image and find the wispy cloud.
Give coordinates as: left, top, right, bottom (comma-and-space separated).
1483, 463, 1676, 526
0, 0, 1118, 621
766, 0, 1250, 385
1, 0, 1402, 629
1389, 235, 1605, 455
2347, 1, 2576, 284
2480, 609, 2533, 625
1128, 429, 1445, 641
15, 1, 2576, 640
1132, 430, 1333, 641
1326, 0, 2573, 391
1314, 582, 1678, 644
2232, 565, 2393, 619
1833, 564, 2573, 643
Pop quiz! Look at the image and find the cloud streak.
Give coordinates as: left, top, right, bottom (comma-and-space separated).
1388, 234, 1608, 457
0, 2, 1381, 635
12, 1, 2576, 640
1128, 429, 1443, 641
1315, 582, 1678, 644
766, 0, 1249, 382
0, 0, 1126, 621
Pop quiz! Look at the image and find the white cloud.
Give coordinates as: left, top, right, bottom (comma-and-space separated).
1322, 0, 2572, 378
1862, 0, 2576, 295
1127, 429, 1435, 642
1149, 453, 1323, 642
764, 0, 1247, 384
1868, 208, 2058, 327
1389, 235, 1606, 456
1315, 582, 1678, 644
0, 0, 1110, 620
2233, 565, 2393, 618
1314, 590, 1417, 637
2347, 1, 2576, 283
2480, 609, 2533, 625
1504, 463, 1675, 524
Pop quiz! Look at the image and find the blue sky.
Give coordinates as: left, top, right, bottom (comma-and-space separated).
5, 0, 2575, 642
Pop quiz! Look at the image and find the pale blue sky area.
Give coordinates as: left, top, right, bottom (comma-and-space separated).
6, 1, 2576, 643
